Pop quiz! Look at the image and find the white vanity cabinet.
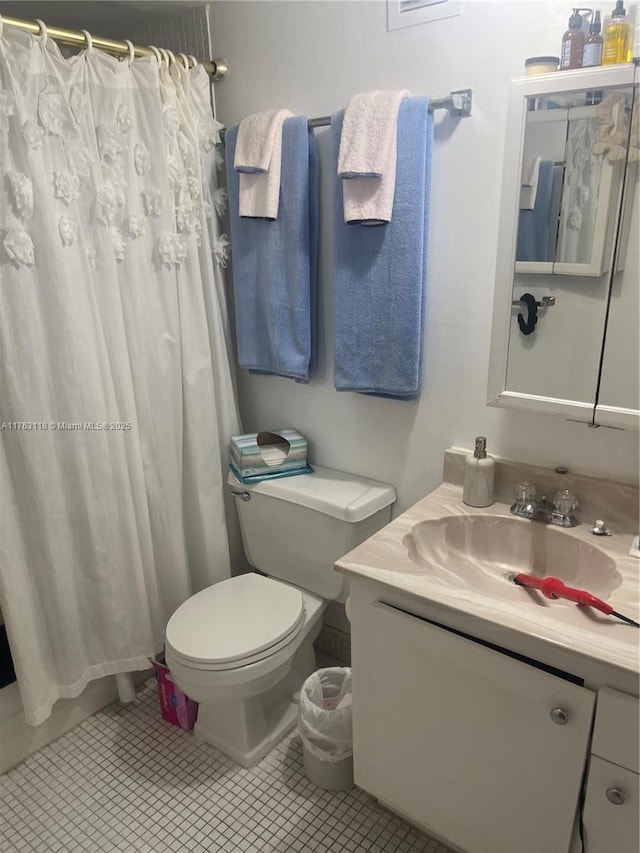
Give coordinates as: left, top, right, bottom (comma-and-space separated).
340, 464, 639, 852
353, 600, 595, 853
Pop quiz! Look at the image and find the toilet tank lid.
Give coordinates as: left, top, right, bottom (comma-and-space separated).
228, 465, 396, 523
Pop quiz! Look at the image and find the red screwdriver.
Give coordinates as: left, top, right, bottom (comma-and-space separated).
507, 572, 640, 627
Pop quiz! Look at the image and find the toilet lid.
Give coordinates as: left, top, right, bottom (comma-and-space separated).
165, 573, 305, 666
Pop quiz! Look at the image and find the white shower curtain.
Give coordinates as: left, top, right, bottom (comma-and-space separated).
0, 26, 240, 725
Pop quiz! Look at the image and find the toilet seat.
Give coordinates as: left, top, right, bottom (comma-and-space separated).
165, 573, 305, 671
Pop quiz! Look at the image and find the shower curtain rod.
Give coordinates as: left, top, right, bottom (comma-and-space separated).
1, 15, 228, 81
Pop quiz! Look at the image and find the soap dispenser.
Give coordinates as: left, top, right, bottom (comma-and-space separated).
463, 437, 495, 508
560, 8, 588, 69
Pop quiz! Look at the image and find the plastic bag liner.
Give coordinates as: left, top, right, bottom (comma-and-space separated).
297, 667, 353, 764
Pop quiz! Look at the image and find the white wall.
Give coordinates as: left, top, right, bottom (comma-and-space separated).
210, 0, 639, 516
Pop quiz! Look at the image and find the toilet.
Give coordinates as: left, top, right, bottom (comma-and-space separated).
165, 465, 395, 767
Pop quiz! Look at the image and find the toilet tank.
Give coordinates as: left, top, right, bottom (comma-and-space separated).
228, 466, 396, 601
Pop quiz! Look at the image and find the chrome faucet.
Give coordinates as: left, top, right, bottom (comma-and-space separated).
510, 481, 579, 528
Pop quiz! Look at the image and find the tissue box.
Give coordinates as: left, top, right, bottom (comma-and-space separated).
150, 660, 198, 731
230, 429, 308, 478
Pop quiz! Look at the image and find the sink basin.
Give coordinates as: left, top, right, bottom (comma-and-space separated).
403, 515, 621, 602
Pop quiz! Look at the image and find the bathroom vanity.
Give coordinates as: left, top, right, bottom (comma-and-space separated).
336, 450, 639, 853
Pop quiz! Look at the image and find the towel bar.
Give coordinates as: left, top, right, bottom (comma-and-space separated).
308, 89, 473, 127
512, 296, 556, 308
218, 89, 472, 142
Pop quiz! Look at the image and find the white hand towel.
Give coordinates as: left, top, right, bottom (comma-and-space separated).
338, 89, 409, 224
235, 109, 293, 219
234, 109, 289, 172
520, 156, 541, 210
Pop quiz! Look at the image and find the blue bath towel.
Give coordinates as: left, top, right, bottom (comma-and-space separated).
516, 160, 556, 263
225, 117, 318, 382
332, 97, 432, 399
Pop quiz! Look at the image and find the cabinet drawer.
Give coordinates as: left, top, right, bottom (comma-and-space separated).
584, 755, 639, 853
592, 688, 639, 772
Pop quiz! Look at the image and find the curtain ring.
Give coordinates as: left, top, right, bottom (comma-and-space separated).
166, 50, 177, 66
0, 16, 4, 39
149, 45, 163, 64
34, 19, 48, 47
188, 55, 198, 68
124, 39, 135, 66
160, 48, 170, 65
80, 30, 93, 54
178, 53, 190, 70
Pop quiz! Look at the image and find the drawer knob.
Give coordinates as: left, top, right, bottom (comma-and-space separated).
606, 787, 625, 806
550, 707, 569, 725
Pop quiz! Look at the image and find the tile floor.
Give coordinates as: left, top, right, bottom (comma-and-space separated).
0, 678, 454, 853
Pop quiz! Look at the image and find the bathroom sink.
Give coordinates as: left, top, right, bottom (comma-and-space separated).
403, 515, 621, 602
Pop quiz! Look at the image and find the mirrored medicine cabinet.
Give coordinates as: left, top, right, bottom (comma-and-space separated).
488, 64, 639, 429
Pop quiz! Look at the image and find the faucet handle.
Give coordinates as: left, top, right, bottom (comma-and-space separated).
590, 519, 612, 536
515, 481, 536, 504
554, 489, 578, 515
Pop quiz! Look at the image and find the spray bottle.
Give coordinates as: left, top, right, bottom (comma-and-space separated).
583, 10, 604, 65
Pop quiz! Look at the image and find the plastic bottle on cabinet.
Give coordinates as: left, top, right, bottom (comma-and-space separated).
462, 437, 495, 508
603, 1, 631, 63
583, 10, 604, 65
560, 8, 587, 69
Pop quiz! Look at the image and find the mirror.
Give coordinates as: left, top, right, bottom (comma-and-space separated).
516, 88, 630, 275
596, 80, 639, 422
488, 65, 638, 429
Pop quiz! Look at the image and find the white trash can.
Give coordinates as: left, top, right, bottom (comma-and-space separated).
297, 667, 354, 792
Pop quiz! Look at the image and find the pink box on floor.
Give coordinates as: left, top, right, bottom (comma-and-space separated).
150, 660, 198, 731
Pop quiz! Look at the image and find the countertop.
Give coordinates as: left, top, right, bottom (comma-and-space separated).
335, 479, 640, 681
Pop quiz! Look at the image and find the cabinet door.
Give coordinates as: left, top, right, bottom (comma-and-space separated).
353, 602, 595, 853
487, 65, 637, 427
595, 122, 640, 428
591, 687, 640, 774
583, 756, 639, 853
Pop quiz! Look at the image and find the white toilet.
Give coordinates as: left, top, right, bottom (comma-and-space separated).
165, 465, 395, 767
